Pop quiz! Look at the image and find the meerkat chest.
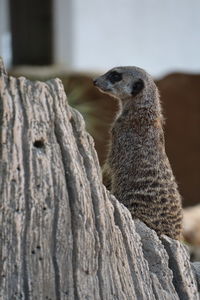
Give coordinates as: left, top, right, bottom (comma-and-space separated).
111, 122, 156, 151
109, 123, 164, 173
109, 128, 145, 169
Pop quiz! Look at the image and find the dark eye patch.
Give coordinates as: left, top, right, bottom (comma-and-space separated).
131, 79, 144, 96
107, 71, 122, 84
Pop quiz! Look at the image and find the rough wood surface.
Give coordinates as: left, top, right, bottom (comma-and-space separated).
0, 57, 199, 300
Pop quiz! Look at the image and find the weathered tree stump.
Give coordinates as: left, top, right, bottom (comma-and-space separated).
0, 57, 199, 299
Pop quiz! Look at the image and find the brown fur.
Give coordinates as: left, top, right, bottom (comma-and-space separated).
94, 66, 182, 240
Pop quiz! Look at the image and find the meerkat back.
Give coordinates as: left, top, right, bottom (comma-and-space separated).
94, 66, 182, 240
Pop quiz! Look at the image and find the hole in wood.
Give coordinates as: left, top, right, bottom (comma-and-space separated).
33, 140, 44, 149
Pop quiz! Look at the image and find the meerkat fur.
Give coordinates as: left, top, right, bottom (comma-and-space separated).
93, 66, 182, 240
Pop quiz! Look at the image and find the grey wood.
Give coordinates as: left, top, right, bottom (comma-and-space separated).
0, 57, 199, 300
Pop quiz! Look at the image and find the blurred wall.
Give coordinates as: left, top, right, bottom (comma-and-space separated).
53, 0, 73, 69
0, 0, 11, 67
9, 0, 53, 65
1, 0, 200, 76
54, 0, 200, 77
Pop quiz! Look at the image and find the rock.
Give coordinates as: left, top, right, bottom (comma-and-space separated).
162, 236, 199, 299
135, 220, 178, 299
191, 262, 200, 293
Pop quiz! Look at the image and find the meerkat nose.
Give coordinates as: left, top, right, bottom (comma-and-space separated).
93, 79, 97, 86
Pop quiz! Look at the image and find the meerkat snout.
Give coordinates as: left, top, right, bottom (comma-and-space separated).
93, 66, 148, 101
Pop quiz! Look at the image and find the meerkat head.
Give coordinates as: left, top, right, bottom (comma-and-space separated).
93, 66, 157, 103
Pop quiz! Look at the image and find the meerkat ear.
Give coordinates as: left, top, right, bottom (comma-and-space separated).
131, 79, 144, 96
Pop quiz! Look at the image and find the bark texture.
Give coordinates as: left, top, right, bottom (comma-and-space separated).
0, 57, 199, 300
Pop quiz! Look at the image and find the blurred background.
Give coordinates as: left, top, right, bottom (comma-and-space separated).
0, 0, 200, 257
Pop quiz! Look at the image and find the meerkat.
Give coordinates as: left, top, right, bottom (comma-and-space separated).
93, 66, 182, 240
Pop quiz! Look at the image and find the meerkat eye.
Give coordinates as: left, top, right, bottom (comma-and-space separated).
131, 79, 144, 96
107, 71, 122, 84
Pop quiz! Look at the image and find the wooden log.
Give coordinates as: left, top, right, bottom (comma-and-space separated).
0, 57, 199, 299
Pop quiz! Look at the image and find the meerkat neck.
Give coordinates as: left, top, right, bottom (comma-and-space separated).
120, 93, 163, 124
